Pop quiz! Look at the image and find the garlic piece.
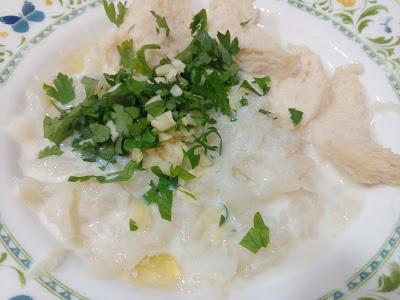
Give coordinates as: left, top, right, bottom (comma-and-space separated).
151, 111, 176, 132
130, 148, 143, 163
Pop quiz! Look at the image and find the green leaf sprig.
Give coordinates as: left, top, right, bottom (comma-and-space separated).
240, 212, 270, 253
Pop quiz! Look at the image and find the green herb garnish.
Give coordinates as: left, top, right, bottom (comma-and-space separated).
240, 19, 252, 27
89, 123, 111, 144
102, 0, 127, 27
259, 109, 277, 119
240, 80, 261, 96
253, 76, 271, 95
288, 108, 303, 126
68, 160, 142, 183
129, 219, 138, 231
38, 145, 63, 159
219, 205, 229, 226
240, 212, 270, 253
170, 165, 195, 181
143, 166, 178, 221
81, 76, 99, 97
117, 39, 135, 71
43, 73, 75, 104
190, 9, 207, 34
151, 11, 170, 37
40, 9, 272, 225
240, 97, 248, 107
183, 146, 201, 169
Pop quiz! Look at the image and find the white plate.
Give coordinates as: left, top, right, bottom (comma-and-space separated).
1, 0, 400, 299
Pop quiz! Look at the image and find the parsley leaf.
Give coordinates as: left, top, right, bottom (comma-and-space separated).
240, 19, 252, 27
43, 115, 75, 145
240, 97, 248, 106
43, 73, 76, 104
217, 31, 239, 55
253, 76, 271, 95
124, 127, 159, 150
98, 160, 142, 183
112, 104, 132, 136
118, 39, 135, 71
69, 160, 142, 183
89, 123, 110, 144
102, 0, 127, 27
219, 205, 229, 226
81, 76, 99, 97
190, 9, 207, 35
240, 80, 261, 96
288, 108, 303, 126
183, 146, 201, 169
129, 219, 138, 231
194, 127, 223, 155
133, 44, 161, 76
151, 11, 170, 37
170, 165, 195, 181
178, 188, 197, 200
259, 109, 277, 119
68, 175, 94, 182
144, 166, 179, 221
38, 145, 63, 159
239, 212, 270, 253
145, 100, 166, 117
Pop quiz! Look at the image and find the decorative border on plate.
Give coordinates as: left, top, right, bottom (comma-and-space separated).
0, 0, 102, 84
319, 218, 400, 300
0, 221, 89, 300
288, 0, 400, 99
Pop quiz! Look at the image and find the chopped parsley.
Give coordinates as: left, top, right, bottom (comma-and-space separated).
143, 166, 178, 221
259, 109, 277, 119
240, 97, 248, 107
81, 76, 99, 97
38, 145, 63, 159
240, 212, 270, 253
219, 205, 229, 226
170, 165, 195, 181
288, 108, 303, 126
40, 9, 272, 227
190, 9, 207, 35
143, 165, 195, 221
183, 146, 201, 169
240, 80, 261, 96
43, 73, 75, 104
178, 188, 197, 200
253, 76, 271, 95
102, 0, 127, 27
151, 11, 170, 37
129, 219, 138, 231
133, 44, 161, 76
89, 123, 111, 144
68, 160, 142, 183
240, 19, 252, 27
117, 39, 135, 71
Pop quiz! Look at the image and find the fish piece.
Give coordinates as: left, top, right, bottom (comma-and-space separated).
266, 46, 329, 127
208, 0, 299, 79
311, 64, 400, 185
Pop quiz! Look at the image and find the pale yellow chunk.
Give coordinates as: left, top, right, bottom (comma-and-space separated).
131, 254, 181, 287
130, 200, 152, 229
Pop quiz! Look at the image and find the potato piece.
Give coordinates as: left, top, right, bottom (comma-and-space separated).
131, 254, 181, 287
